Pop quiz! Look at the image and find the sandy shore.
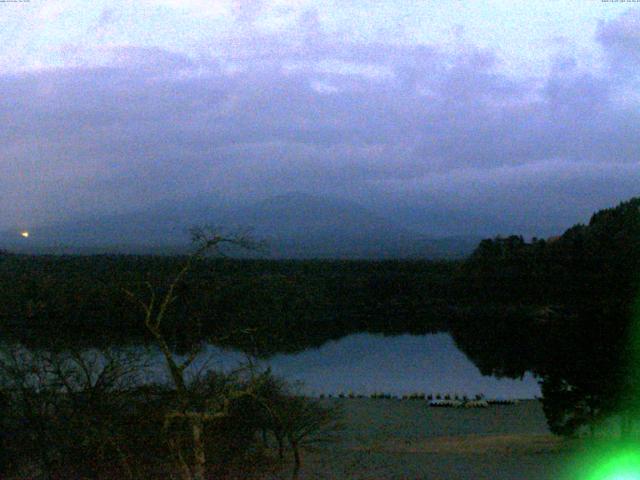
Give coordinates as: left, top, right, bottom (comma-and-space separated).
299, 399, 579, 479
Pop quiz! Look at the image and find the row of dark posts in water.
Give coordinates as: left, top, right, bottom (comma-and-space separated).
317, 392, 519, 407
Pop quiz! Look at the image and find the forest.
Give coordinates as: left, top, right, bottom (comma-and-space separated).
0, 253, 456, 352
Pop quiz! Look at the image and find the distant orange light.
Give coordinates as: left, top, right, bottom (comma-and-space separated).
20, 231, 29, 238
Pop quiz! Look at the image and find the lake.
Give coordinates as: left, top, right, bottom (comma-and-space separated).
166, 333, 540, 399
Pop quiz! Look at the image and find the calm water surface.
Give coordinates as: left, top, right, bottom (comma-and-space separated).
172, 333, 540, 399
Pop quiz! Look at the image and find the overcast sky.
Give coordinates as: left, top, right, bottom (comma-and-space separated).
2, 1, 639, 235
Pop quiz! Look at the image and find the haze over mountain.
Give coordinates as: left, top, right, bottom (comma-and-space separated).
1, 193, 481, 259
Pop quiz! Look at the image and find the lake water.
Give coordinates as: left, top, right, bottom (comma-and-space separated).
168, 333, 540, 399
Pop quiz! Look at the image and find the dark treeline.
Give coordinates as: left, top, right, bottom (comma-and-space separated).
0, 254, 456, 354
452, 197, 640, 437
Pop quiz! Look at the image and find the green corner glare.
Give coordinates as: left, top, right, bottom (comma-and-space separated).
583, 450, 640, 480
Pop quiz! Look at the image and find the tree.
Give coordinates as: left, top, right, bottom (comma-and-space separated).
280, 396, 341, 479
125, 227, 266, 480
245, 370, 342, 479
0, 345, 150, 479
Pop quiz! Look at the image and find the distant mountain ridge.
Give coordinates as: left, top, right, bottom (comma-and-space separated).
0, 192, 481, 259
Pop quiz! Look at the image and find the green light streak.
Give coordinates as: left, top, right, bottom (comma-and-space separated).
589, 451, 640, 479
565, 440, 640, 480
573, 292, 640, 480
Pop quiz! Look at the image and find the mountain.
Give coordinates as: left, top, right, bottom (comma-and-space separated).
0, 193, 480, 259
220, 193, 434, 258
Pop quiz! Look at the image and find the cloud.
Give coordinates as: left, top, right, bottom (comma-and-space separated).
597, 7, 640, 70
1, 6, 639, 233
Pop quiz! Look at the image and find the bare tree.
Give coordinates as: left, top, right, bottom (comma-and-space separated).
123, 228, 342, 479
277, 396, 342, 479
0, 345, 148, 479
124, 228, 259, 480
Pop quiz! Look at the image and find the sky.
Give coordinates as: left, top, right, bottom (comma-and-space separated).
1, 0, 639, 235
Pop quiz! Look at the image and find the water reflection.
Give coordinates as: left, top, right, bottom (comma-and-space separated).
170, 333, 540, 398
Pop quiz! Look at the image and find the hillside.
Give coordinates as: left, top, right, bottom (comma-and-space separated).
1, 193, 479, 259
